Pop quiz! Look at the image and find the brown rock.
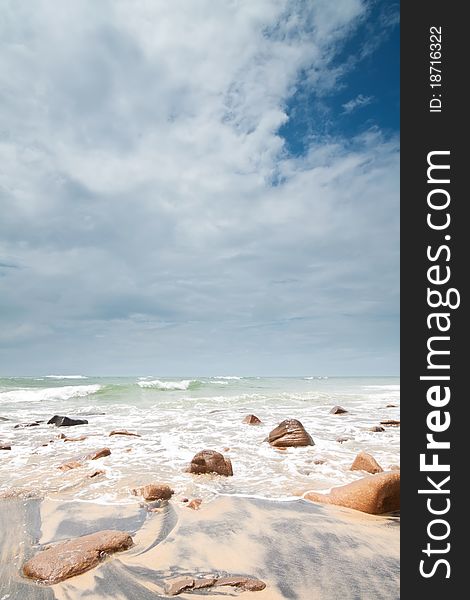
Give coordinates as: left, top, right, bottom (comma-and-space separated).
84, 448, 111, 460
166, 577, 195, 595
0, 488, 42, 500
369, 426, 385, 432
330, 406, 348, 414
267, 419, 314, 448
88, 470, 105, 478
304, 471, 400, 515
131, 483, 174, 501
336, 436, 353, 443
350, 451, 384, 474
194, 578, 217, 589
386, 404, 398, 408
188, 450, 233, 476
223, 447, 230, 452
58, 461, 83, 472
0, 443, 11, 450
187, 498, 202, 510
181, 497, 189, 503
242, 414, 262, 425
109, 430, 141, 437
217, 576, 266, 591
63, 435, 87, 442
313, 458, 326, 465
22, 530, 133, 584
389, 464, 400, 471
380, 419, 400, 426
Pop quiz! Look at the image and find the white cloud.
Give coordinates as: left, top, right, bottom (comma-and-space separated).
0, 0, 398, 375
342, 94, 374, 114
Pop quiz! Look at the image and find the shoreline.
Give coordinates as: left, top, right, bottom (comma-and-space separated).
1, 493, 399, 599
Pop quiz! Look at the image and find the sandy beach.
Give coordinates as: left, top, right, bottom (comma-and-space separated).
1, 494, 399, 599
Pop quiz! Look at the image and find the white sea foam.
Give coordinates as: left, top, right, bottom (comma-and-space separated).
137, 379, 194, 390
363, 385, 400, 391
45, 375, 88, 380
212, 376, 242, 380
0, 384, 101, 403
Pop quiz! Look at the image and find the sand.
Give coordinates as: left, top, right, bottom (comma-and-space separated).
0, 494, 399, 599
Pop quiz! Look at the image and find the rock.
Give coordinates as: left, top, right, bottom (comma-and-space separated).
0, 443, 11, 450
187, 498, 202, 510
131, 484, 174, 501
109, 430, 141, 437
188, 450, 233, 476
0, 488, 42, 500
47, 416, 88, 427
267, 419, 314, 448
58, 461, 82, 472
223, 447, 230, 452
242, 414, 262, 425
88, 470, 105, 478
350, 451, 384, 474
369, 426, 385, 432
386, 404, 398, 408
336, 436, 353, 443
14, 422, 41, 428
84, 448, 111, 460
313, 458, 326, 465
166, 577, 196, 596
330, 406, 348, 415
22, 530, 133, 584
217, 576, 266, 591
63, 435, 87, 442
165, 575, 266, 596
381, 419, 400, 426
304, 471, 400, 515
181, 497, 189, 503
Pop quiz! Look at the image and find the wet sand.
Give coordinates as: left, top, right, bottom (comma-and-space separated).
1, 495, 399, 599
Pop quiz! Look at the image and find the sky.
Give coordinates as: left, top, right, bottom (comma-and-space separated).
0, 0, 399, 377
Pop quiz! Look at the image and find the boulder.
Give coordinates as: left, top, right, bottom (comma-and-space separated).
84, 448, 111, 460
188, 450, 233, 476
304, 471, 400, 515
109, 430, 141, 437
369, 426, 385, 432
47, 416, 88, 427
380, 419, 400, 426
350, 451, 384, 474
242, 414, 262, 425
131, 484, 174, 501
267, 419, 314, 447
330, 406, 348, 415
22, 530, 133, 584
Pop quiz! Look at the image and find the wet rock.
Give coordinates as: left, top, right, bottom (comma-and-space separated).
84, 448, 111, 460
243, 414, 262, 425
88, 470, 105, 478
380, 419, 400, 426
109, 429, 141, 437
350, 451, 384, 474
187, 498, 202, 510
188, 450, 233, 476
47, 415, 88, 427
58, 460, 83, 472
267, 419, 314, 447
14, 421, 41, 428
304, 471, 400, 515
165, 575, 266, 595
0, 443, 11, 450
313, 458, 326, 465
330, 406, 348, 415
0, 488, 42, 500
369, 426, 385, 432
181, 497, 189, 503
217, 576, 266, 591
131, 483, 174, 501
63, 435, 87, 442
386, 404, 399, 408
336, 436, 353, 443
22, 530, 133, 584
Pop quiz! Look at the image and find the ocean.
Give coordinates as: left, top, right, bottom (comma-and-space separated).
0, 375, 399, 504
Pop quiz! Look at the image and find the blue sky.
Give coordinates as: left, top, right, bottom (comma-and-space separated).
0, 0, 399, 376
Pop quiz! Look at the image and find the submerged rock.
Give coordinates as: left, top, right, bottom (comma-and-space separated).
350, 451, 384, 474
330, 406, 348, 415
47, 415, 88, 427
380, 419, 400, 426
109, 429, 141, 437
267, 419, 314, 447
369, 426, 385, 432
84, 448, 111, 460
336, 436, 353, 443
0, 443, 11, 450
63, 435, 87, 442
188, 450, 233, 476
187, 498, 202, 510
22, 530, 133, 584
58, 460, 83, 472
242, 414, 262, 425
304, 471, 400, 515
14, 421, 41, 428
131, 483, 174, 501
165, 575, 266, 596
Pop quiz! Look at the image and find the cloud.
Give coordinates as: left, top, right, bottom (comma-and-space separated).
342, 94, 374, 114
0, 0, 398, 375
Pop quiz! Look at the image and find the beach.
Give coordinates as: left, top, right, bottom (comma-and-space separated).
1, 376, 399, 598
